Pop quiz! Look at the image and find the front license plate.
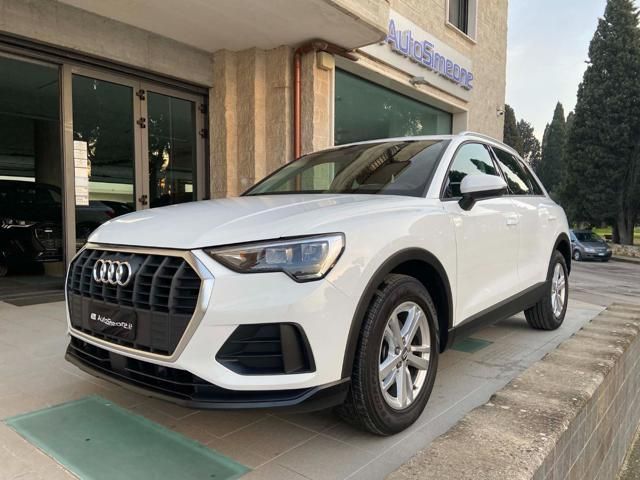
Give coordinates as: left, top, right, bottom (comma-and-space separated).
89, 305, 137, 341
598, 253, 605, 256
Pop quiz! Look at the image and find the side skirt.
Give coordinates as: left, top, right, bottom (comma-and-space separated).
446, 281, 548, 349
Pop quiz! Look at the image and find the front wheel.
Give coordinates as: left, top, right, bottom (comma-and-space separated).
525, 251, 569, 330
336, 274, 439, 435
573, 250, 581, 261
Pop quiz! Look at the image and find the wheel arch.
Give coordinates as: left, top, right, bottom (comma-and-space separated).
554, 233, 572, 273
340, 248, 453, 378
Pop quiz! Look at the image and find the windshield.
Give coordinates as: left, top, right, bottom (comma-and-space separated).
244, 140, 449, 197
574, 231, 603, 242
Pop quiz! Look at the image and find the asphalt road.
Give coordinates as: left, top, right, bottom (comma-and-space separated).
570, 259, 640, 307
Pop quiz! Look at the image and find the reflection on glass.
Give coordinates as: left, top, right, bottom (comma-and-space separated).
72, 75, 135, 247
334, 69, 452, 145
147, 92, 196, 207
246, 141, 446, 197
0, 56, 64, 283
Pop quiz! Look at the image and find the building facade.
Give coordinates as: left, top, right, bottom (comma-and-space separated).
0, 0, 508, 284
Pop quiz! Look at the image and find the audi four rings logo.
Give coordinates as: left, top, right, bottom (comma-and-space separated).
93, 259, 133, 286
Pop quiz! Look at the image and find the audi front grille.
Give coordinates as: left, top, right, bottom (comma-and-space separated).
66, 247, 203, 356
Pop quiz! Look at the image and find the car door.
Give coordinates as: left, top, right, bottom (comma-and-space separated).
441, 142, 520, 324
491, 147, 553, 290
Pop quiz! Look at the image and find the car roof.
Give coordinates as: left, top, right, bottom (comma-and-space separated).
318, 131, 521, 159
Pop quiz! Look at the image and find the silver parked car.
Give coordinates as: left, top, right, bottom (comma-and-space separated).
570, 230, 612, 262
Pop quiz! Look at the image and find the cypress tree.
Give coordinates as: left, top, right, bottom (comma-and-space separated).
502, 104, 524, 156
517, 119, 542, 171
538, 102, 566, 194
563, 0, 640, 244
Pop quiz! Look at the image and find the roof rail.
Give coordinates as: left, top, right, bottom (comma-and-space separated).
458, 131, 504, 144
458, 131, 520, 157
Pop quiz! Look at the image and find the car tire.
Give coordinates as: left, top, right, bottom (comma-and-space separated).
573, 250, 581, 261
525, 251, 569, 331
0, 261, 7, 277
336, 274, 439, 435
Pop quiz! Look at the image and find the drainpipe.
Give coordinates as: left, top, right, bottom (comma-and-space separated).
293, 41, 358, 159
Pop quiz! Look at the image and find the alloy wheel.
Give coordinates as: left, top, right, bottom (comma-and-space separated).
551, 263, 567, 318
378, 301, 430, 410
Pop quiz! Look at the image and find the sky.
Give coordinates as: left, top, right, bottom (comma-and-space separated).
506, 0, 640, 139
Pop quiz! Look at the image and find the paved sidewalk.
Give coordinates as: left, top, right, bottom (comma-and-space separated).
1, 260, 637, 480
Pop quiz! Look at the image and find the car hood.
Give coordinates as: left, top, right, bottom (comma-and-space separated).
88, 194, 412, 249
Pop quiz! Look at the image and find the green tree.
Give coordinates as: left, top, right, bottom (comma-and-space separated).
517, 119, 542, 171
538, 102, 566, 194
563, 0, 640, 244
502, 104, 523, 156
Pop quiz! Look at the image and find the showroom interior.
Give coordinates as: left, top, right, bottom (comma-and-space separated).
0, 52, 206, 301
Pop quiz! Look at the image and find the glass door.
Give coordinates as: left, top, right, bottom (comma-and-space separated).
141, 86, 204, 208
71, 72, 140, 247
68, 71, 205, 250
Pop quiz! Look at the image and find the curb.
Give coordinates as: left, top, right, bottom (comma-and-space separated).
611, 256, 640, 265
387, 303, 640, 480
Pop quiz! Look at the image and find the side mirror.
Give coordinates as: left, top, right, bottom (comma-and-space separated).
459, 174, 508, 211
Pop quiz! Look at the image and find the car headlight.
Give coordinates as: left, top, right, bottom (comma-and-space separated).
204, 233, 345, 282
584, 247, 596, 253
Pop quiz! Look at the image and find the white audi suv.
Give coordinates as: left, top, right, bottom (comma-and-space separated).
65, 132, 570, 435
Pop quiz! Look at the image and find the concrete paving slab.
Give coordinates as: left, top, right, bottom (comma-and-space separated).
0, 260, 636, 479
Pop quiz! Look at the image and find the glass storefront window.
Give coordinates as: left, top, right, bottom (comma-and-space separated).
0, 55, 64, 284
334, 69, 452, 145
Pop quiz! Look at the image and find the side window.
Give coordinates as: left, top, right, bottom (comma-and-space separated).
443, 143, 499, 198
492, 148, 534, 195
523, 164, 544, 195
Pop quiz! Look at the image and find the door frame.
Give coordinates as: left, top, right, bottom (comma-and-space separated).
139, 82, 206, 205
61, 67, 206, 264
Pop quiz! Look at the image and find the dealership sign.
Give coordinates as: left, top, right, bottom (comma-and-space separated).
360, 12, 474, 101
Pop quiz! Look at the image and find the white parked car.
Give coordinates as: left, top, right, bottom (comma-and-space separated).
65, 132, 571, 435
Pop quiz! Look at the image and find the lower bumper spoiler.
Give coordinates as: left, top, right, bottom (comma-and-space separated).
65, 340, 349, 413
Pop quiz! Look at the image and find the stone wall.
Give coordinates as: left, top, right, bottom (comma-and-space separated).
0, 0, 213, 86
210, 47, 294, 197
611, 244, 640, 259
388, 303, 640, 480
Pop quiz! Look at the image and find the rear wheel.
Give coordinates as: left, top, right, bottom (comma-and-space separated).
336, 274, 438, 435
525, 251, 568, 330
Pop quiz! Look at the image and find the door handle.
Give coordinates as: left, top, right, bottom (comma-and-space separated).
506, 214, 519, 226
548, 215, 557, 222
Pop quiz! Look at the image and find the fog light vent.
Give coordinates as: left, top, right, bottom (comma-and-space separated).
216, 323, 315, 375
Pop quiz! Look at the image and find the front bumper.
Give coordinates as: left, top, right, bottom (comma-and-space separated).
581, 250, 612, 260
66, 337, 349, 411
66, 245, 357, 399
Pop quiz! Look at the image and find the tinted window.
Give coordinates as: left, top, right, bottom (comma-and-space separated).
443, 143, 499, 198
245, 140, 448, 198
492, 148, 534, 195
334, 70, 452, 145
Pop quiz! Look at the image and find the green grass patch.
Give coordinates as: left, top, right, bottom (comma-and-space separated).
590, 227, 640, 243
